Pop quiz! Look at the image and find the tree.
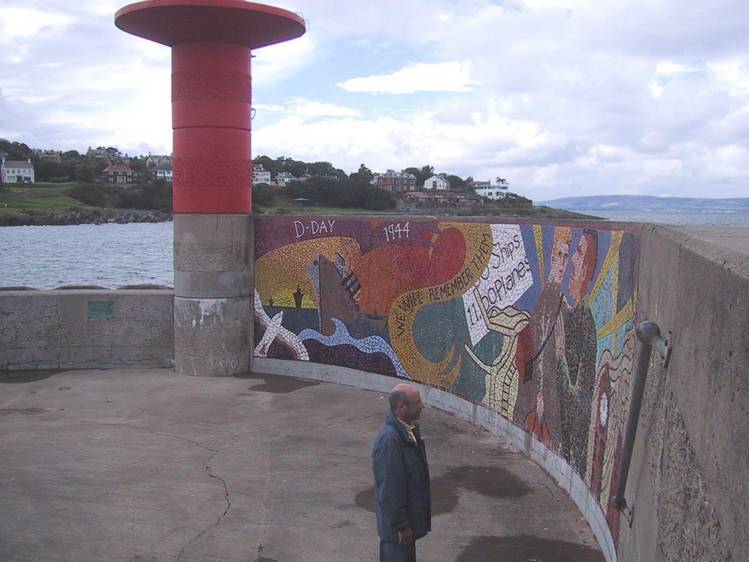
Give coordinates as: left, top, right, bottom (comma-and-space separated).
34, 160, 62, 181
69, 183, 107, 206
361, 186, 396, 210
284, 157, 307, 178
445, 175, 465, 190
285, 175, 394, 210
420, 165, 435, 182
253, 155, 281, 176
0, 138, 31, 160
349, 163, 373, 184
75, 162, 96, 183
404, 165, 434, 186
252, 183, 277, 206
307, 161, 346, 178
62, 158, 80, 179
129, 157, 146, 172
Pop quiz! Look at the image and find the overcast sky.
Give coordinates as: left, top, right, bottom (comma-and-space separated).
1, 0, 748, 200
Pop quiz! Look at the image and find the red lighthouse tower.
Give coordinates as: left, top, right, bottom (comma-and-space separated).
116, 1, 305, 376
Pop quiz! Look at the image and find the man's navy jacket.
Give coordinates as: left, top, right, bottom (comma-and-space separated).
372, 410, 432, 542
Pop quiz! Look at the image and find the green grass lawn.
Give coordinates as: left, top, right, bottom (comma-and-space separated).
30, 181, 79, 189
0, 195, 88, 215
5, 181, 137, 192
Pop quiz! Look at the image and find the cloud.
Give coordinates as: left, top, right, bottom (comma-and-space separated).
0, 6, 73, 63
656, 61, 700, 77
252, 34, 318, 86
709, 58, 749, 97
338, 62, 476, 94
2, 0, 749, 199
0, 7, 73, 40
252, 99, 561, 180
254, 103, 285, 113
287, 98, 359, 117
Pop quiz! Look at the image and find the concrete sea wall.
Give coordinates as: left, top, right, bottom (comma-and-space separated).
619, 226, 749, 561
0, 289, 173, 370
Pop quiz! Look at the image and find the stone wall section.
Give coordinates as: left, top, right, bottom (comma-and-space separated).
0, 290, 174, 370
620, 225, 748, 561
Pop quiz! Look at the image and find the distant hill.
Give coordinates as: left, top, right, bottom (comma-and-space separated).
540, 195, 749, 213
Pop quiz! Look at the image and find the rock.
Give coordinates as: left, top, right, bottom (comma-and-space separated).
0, 207, 172, 227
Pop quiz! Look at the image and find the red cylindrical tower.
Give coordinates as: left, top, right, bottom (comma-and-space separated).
115, 1, 305, 376
171, 41, 252, 213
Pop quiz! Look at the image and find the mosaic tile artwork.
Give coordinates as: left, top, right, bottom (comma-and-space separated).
254, 216, 640, 540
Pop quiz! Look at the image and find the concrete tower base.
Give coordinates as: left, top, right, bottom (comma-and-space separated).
173, 214, 252, 376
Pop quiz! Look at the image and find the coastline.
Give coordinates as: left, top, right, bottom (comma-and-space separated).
0, 207, 172, 227
0, 205, 598, 227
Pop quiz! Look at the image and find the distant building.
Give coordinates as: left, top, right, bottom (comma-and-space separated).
253, 164, 272, 185
274, 172, 297, 186
33, 149, 62, 163
423, 175, 449, 191
103, 164, 136, 184
474, 185, 506, 201
87, 146, 124, 163
151, 163, 173, 182
472, 177, 511, 200
1, 155, 35, 183
403, 191, 476, 206
371, 170, 417, 192
145, 154, 172, 168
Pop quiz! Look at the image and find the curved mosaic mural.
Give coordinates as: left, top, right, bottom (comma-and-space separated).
254, 216, 640, 541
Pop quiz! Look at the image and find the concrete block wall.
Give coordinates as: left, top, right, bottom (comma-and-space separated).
619, 226, 749, 561
0, 289, 174, 370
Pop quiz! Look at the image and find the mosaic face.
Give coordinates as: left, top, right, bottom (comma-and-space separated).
253, 216, 640, 543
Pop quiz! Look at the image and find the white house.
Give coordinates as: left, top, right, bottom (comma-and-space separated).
1, 155, 35, 184
252, 164, 272, 185
424, 175, 449, 191
152, 163, 173, 182
474, 187, 505, 200
473, 178, 510, 200
273, 172, 297, 186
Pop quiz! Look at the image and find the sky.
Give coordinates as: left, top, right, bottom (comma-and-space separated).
1, 0, 748, 201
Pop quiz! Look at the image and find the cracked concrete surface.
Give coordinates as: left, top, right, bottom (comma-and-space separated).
0, 368, 602, 561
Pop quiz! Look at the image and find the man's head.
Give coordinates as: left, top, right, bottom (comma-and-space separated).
569, 229, 598, 303
389, 383, 423, 424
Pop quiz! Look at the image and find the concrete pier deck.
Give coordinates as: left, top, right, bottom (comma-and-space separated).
0, 369, 604, 562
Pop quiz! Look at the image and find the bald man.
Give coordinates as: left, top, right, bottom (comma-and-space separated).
372, 383, 432, 562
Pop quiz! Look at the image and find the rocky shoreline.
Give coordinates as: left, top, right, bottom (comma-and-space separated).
0, 208, 171, 227
0, 205, 597, 226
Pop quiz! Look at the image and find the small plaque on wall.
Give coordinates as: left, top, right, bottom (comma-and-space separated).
88, 300, 115, 320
